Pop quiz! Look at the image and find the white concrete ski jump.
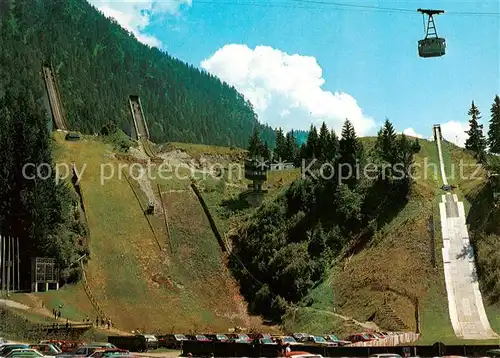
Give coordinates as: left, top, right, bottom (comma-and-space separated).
434, 125, 497, 339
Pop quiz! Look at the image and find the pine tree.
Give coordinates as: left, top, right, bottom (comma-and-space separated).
465, 101, 486, 161
318, 122, 329, 160
326, 129, 339, 162
376, 119, 397, 165
488, 95, 500, 154
299, 143, 307, 161
285, 130, 299, 163
339, 119, 363, 185
274, 127, 286, 161
260, 141, 271, 161
305, 124, 318, 159
413, 137, 421, 153
248, 126, 262, 157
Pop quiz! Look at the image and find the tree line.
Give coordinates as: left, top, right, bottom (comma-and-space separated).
248, 123, 340, 164
464, 95, 500, 162
0, 87, 87, 289
232, 118, 421, 321
0, 0, 275, 148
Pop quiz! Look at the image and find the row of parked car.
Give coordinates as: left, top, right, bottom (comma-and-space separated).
153, 331, 406, 349
0, 339, 137, 358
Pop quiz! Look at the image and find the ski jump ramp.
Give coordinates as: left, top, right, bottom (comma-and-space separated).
434, 124, 497, 339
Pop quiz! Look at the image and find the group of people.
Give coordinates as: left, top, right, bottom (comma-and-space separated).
51, 308, 62, 320
84, 316, 112, 329
276, 339, 291, 357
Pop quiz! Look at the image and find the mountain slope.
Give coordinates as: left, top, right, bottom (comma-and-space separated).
14, 132, 264, 332
0, 0, 275, 147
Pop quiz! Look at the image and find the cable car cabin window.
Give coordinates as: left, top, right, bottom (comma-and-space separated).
418, 37, 446, 57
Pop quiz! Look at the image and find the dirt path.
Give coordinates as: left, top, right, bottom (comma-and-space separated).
298, 307, 380, 331
331, 311, 380, 331
2, 295, 130, 336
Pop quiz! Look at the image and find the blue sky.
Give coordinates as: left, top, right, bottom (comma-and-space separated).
88, 0, 499, 145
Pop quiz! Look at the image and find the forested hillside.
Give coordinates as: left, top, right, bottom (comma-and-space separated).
0, 0, 275, 147
230, 119, 421, 321
0, 85, 86, 289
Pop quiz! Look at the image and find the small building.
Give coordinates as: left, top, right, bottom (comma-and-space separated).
65, 132, 81, 141
31, 257, 60, 292
269, 162, 295, 171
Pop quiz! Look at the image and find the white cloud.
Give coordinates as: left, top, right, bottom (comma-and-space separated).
200, 44, 375, 136
87, 0, 192, 48
403, 127, 423, 138
441, 121, 470, 147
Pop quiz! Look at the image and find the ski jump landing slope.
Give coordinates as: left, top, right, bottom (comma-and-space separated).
434, 124, 497, 339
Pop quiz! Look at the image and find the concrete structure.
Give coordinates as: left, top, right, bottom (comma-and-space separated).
435, 124, 497, 339
42, 65, 69, 130
31, 257, 59, 293
129, 95, 150, 140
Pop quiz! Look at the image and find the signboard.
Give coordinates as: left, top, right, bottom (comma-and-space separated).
244, 158, 268, 181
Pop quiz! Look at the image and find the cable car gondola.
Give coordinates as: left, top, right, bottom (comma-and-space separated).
417, 8, 446, 58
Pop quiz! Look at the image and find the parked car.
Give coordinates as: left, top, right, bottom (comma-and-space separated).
156, 334, 187, 349
368, 354, 402, 358
226, 334, 251, 343
87, 349, 128, 358
0, 344, 31, 356
4, 349, 46, 358
204, 334, 228, 342
323, 335, 350, 346
141, 336, 158, 350
257, 338, 276, 345
304, 336, 337, 347
38, 341, 84, 353
285, 352, 323, 358
251, 333, 272, 341
279, 336, 302, 346
345, 334, 374, 342
292, 333, 312, 343
186, 335, 210, 342
486, 349, 500, 357
57, 343, 115, 357
29, 345, 62, 356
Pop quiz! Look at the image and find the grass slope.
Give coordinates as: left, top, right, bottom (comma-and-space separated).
12, 133, 264, 333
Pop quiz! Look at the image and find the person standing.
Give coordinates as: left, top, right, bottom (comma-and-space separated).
95, 317, 99, 327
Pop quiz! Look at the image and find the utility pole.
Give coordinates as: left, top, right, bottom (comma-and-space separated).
1, 236, 5, 294
17, 237, 20, 291
11, 237, 14, 291
0, 236, 3, 295
7, 236, 10, 294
